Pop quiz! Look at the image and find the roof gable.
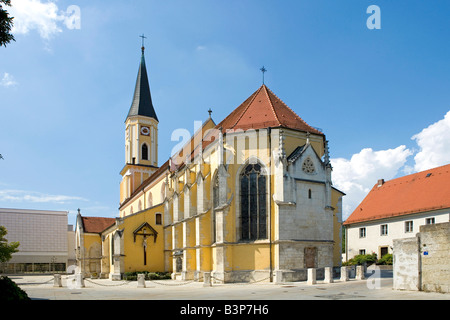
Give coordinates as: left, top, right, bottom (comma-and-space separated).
81, 216, 116, 233
344, 163, 450, 225
216, 85, 323, 135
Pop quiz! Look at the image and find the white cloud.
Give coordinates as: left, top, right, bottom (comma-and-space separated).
9, 0, 79, 40
0, 189, 87, 204
331, 146, 413, 220
412, 110, 450, 172
0, 73, 18, 87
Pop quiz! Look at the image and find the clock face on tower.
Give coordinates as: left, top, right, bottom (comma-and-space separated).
140, 126, 150, 136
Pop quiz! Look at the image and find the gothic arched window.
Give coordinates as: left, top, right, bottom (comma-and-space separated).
161, 182, 166, 201
142, 143, 149, 160
240, 163, 267, 241
148, 192, 153, 208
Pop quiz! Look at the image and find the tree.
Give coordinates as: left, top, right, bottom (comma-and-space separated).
0, 0, 15, 47
0, 225, 19, 262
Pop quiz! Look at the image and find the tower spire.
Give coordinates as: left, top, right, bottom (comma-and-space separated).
126, 35, 158, 121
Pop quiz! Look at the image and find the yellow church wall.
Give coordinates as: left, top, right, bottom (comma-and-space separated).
143, 176, 166, 208
331, 189, 345, 266
100, 229, 113, 274
121, 206, 166, 273
172, 223, 183, 250
119, 177, 127, 205
183, 219, 197, 274
231, 243, 271, 271
119, 171, 166, 218
82, 233, 102, 256
197, 214, 212, 272
283, 129, 324, 159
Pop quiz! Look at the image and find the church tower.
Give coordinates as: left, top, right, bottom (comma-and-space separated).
120, 42, 159, 206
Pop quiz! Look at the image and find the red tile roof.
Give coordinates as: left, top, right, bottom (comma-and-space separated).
216, 84, 323, 135
82, 216, 116, 233
344, 163, 450, 225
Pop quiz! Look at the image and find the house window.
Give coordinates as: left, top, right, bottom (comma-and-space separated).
380, 224, 388, 236
405, 221, 413, 233
359, 249, 366, 255
359, 227, 366, 238
155, 213, 162, 225
240, 163, 267, 241
426, 217, 435, 225
142, 143, 149, 160
308, 189, 312, 199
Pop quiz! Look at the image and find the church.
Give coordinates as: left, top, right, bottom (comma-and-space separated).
75, 43, 345, 283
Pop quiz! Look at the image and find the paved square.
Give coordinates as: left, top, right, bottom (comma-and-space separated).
12, 271, 450, 301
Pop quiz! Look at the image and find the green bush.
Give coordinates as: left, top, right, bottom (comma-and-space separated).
377, 253, 393, 265
343, 253, 377, 266
123, 272, 137, 281
343, 252, 393, 266
123, 271, 171, 281
0, 276, 30, 301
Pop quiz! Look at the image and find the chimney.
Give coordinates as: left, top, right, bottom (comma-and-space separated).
377, 179, 385, 187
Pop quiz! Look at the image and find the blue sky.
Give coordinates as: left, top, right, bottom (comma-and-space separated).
1, 0, 450, 227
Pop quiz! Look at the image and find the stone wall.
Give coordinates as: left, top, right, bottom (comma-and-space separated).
393, 237, 420, 291
393, 221, 450, 293
420, 222, 450, 293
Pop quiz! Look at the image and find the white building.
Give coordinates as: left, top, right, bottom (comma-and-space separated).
0, 208, 70, 273
343, 164, 450, 261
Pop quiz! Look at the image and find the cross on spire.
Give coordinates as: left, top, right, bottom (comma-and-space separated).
260, 66, 267, 85
208, 108, 212, 118
140, 34, 147, 53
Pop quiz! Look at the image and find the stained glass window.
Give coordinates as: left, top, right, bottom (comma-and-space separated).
240, 163, 267, 240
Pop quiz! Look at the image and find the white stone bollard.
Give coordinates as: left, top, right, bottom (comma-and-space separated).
356, 265, 366, 280
307, 268, 316, 285
203, 272, 212, 287
53, 274, 62, 287
75, 273, 85, 288
340, 266, 349, 282
324, 267, 334, 284
137, 274, 146, 288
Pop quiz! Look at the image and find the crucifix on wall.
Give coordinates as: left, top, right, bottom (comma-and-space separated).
142, 229, 148, 265
133, 222, 158, 266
